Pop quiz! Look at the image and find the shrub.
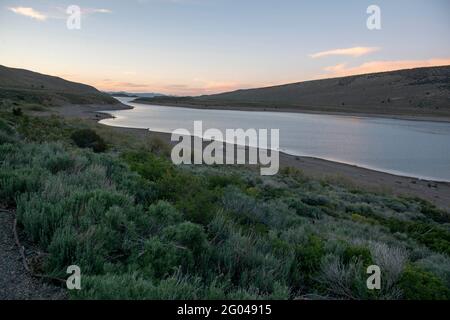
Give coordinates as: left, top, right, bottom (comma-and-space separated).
302, 194, 330, 207
318, 254, 369, 299
207, 174, 244, 189
12, 107, 23, 116
420, 202, 450, 223
122, 151, 172, 181
17, 193, 70, 247
0, 131, 16, 145
46, 226, 79, 274
0, 168, 44, 205
44, 153, 75, 173
162, 222, 208, 255
342, 244, 373, 266
289, 235, 325, 290
0, 118, 15, 135
136, 237, 194, 278
416, 254, 450, 287
399, 264, 450, 300
0, 118, 18, 144
286, 197, 323, 219
71, 274, 157, 299
71, 129, 107, 153
157, 170, 217, 225
148, 200, 182, 226
144, 136, 171, 157
370, 242, 407, 288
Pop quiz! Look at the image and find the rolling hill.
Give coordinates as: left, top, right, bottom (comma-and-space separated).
198, 66, 450, 116
0, 65, 117, 105
135, 66, 450, 118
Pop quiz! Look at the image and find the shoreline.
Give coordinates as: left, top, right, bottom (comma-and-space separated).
130, 99, 450, 123
49, 102, 450, 209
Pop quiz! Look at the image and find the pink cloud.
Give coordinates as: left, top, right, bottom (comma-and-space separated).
310, 47, 380, 58
9, 7, 47, 21
321, 58, 450, 78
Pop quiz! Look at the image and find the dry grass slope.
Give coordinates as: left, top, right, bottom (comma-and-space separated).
0, 65, 117, 105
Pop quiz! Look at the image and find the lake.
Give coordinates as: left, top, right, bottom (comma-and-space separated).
100, 97, 450, 182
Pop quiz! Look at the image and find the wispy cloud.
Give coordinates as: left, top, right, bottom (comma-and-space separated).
82, 8, 112, 14
8, 6, 111, 21
321, 58, 450, 77
310, 46, 380, 59
9, 7, 47, 21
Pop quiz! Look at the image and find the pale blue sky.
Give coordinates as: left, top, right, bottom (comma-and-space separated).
1, 0, 449, 95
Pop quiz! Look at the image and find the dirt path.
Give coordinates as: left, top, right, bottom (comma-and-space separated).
0, 211, 65, 300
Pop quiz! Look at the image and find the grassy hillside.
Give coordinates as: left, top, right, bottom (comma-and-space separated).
136, 66, 450, 118
0, 65, 117, 106
1, 102, 449, 300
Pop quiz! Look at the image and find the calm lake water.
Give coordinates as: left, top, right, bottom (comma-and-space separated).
100, 97, 450, 182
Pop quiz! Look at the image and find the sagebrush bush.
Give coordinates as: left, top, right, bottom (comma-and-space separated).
148, 200, 183, 227
342, 244, 373, 266
71, 129, 107, 153
12, 107, 23, 116
0, 168, 44, 206
144, 135, 171, 157
1, 114, 449, 300
416, 254, 450, 287
162, 222, 208, 255
0, 118, 18, 145
399, 264, 450, 300
135, 237, 194, 278
318, 254, 370, 299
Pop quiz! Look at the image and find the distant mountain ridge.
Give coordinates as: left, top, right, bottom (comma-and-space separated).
0, 65, 117, 105
106, 91, 166, 98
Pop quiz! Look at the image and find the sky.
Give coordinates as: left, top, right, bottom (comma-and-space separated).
0, 0, 449, 96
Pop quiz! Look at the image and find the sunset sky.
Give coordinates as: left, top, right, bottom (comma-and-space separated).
1, 0, 449, 95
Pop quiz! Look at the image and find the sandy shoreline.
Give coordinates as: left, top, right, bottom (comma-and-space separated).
48, 102, 450, 209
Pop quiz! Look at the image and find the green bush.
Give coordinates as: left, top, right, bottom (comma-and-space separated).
399, 265, 450, 300
44, 154, 75, 173
135, 237, 194, 278
71, 129, 107, 153
289, 235, 325, 289
148, 200, 183, 226
122, 151, 172, 181
286, 197, 323, 219
0, 168, 44, 205
12, 107, 23, 116
0, 118, 15, 135
207, 174, 244, 189
302, 194, 331, 207
162, 222, 208, 255
71, 272, 204, 299
0, 118, 18, 144
157, 170, 217, 225
342, 244, 373, 266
